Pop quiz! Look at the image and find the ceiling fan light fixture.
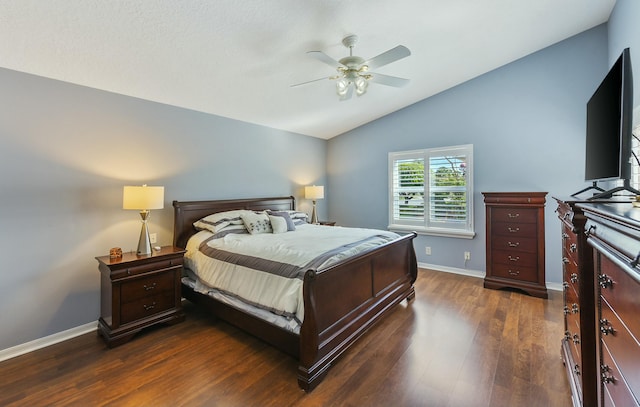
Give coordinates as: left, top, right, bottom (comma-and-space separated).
355, 76, 368, 96
336, 78, 350, 96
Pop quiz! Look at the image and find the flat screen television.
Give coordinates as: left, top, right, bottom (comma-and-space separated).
579, 47, 637, 199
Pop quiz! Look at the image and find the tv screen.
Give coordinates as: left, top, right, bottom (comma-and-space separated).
584, 48, 633, 182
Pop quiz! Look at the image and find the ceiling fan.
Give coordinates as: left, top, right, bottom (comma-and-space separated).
291, 35, 411, 101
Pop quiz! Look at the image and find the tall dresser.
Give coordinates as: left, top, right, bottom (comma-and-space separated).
554, 197, 598, 407
579, 202, 640, 407
483, 192, 548, 298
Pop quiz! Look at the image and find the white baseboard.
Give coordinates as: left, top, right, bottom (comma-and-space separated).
0, 322, 97, 363
418, 262, 563, 292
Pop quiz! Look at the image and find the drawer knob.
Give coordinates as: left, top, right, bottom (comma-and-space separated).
599, 319, 615, 336
631, 252, 640, 268
570, 273, 578, 283
562, 282, 569, 290
508, 227, 520, 233
508, 255, 520, 262
572, 334, 580, 344
507, 241, 520, 248
508, 269, 520, 276
143, 302, 156, 311
601, 365, 615, 384
573, 364, 580, 376
564, 331, 572, 341
143, 283, 157, 291
571, 304, 579, 314
562, 257, 569, 264
507, 213, 520, 219
569, 243, 577, 252
562, 233, 569, 240
586, 225, 596, 236
598, 274, 613, 289
563, 306, 570, 316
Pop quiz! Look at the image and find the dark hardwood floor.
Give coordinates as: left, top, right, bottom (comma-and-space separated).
0, 269, 571, 407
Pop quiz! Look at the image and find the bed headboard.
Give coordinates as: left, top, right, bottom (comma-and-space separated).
172, 196, 296, 248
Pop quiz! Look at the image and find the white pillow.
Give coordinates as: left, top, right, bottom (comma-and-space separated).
240, 212, 273, 234
193, 210, 250, 233
269, 215, 288, 234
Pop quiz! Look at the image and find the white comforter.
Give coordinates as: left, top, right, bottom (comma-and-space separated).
184, 224, 399, 324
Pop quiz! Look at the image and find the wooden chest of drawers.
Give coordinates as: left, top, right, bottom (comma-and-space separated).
554, 198, 598, 407
483, 192, 547, 298
581, 202, 640, 407
96, 246, 186, 347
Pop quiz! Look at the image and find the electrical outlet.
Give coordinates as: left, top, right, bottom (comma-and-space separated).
425, 246, 431, 255
150, 233, 157, 244
464, 251, 471, 260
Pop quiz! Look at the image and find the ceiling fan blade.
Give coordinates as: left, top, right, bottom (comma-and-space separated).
290, 76, 332, 87
307, 50, 344, 68
364, 45, 411, 70
339, 85, 354, 101
369, 72, 410, 87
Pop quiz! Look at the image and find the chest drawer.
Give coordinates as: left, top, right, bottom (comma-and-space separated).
491, 235, 537, 253
601, 336, 638, 407
490, 221, 538, 237
489, 262, 538, 283
121, 271, 176, 302
598, 254, 640, 341
490, 208, 538, 224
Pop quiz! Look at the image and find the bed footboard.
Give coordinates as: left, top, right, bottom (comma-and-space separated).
297, 232, 418, 391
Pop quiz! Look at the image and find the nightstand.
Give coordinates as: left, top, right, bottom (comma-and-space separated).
96, 246, 186, 347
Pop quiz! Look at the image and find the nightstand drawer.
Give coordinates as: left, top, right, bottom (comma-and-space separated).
121, 272, 175, 302
111, 258, 183, 280
120, 292, 175, 325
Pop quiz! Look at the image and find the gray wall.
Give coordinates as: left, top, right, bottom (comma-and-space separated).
0, 69, 327, 350
327, 24, 610, 284
609, 0, 640, 106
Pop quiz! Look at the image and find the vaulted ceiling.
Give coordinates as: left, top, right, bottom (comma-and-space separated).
0, 1, 616, 139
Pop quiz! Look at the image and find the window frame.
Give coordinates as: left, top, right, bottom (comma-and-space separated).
388, 144, 475, 239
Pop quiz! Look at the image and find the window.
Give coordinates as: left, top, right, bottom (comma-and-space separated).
389, 144, 474, 238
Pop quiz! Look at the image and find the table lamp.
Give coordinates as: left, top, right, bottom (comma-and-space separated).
123, 185, 164, 255
305, 185, 324, 224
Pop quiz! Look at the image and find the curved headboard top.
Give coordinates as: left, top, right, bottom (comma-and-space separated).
172, 196, 296, 249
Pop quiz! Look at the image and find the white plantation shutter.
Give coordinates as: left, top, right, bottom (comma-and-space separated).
389, 145, 474, 238
390, 151, 425, 226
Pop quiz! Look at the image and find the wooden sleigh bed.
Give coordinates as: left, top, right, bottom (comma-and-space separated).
173, 196, 418, 391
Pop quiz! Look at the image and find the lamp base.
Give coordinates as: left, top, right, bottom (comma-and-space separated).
137, 211, 152, 255
310, 201, 319, 224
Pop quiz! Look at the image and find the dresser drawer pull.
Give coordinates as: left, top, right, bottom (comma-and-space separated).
562, 257, 569, 264
143, 283, 157, 291
599, 319, 615, 336
562, 232, 569, 240
586, 225, 596, 237
571, 304, 579, 314
508, 255, 520, 262
570, 273, 578, 283
143, 302, 156, 311
563, 306, 570, 316
601, 365, 615, 384
507, 241, 520, 248
507, 213, 520, 219
569, 243, 577, 252
598, 274, 613, 289
507, 227, 520, 233
564, 331, 571, 341
508, 269, 520, 276
572, 334, 580, 344
573, 364, 580, 376
562, 282, 569, 290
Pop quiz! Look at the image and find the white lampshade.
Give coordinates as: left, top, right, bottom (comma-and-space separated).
305, 185, 324, 200
123, 185, 164, 210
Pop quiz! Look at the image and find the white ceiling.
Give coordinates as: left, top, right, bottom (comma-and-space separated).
0, 0, 616, 139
